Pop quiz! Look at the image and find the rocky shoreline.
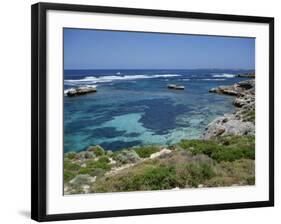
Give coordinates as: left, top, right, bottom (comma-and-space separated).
64, 79, 255, 194
203, 79, 255, 139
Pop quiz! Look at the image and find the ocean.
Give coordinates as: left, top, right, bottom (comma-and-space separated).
63, 69, 253, 152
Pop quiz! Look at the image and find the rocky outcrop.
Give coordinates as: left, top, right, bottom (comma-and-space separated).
65, 86, 97, 97
209, 79, 254, 96
203, 79, 255, 139
149, 148, 172, 159
202, 115, 255, 139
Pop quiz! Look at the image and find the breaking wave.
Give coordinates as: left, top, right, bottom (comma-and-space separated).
65, 74, 181, 85
212, 73, 235, 78
200, 78, 226, 81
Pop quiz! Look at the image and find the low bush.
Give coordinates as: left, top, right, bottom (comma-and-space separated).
205, 159, 255, 187
179, 135, 255, 162
85, 158, 111, 171
98, 155, 110, 163
64, 160, 80, 171
113, 150, 140, 164
65, 152, 76, 160
87, 145, 105, 156
175, 163, 215, 187
134, 146, 160, 158
64, 171, 76, 182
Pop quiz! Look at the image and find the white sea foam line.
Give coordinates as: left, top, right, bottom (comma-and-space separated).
212, 73, 235, 78
65, 74, 181, 84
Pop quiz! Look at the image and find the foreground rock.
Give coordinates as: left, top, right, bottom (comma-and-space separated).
65, 86, 97, 97
202, 115, 255, 139
203, 79, 255, 139
149, 148, 172, 159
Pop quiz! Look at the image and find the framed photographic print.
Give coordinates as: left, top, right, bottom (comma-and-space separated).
31, 2, 274, 222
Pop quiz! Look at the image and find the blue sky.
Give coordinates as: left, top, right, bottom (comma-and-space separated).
64, 28, 255, 70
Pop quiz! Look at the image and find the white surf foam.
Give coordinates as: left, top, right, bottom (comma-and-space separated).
212, 73, 235, 78
65, 74, 181, 84
200, 78, 226, 81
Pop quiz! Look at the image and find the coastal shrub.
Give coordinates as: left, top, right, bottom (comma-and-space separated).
216, 135, 255, 146
179, 139, 220, 157
92, 164, 176, 192
91, 160, 216, 193
87, 145, 105, 156
106, 150, 113, 157
78, 167, 107, 177
113, 150, 140, 164
73, 151, 95, 160
133, 165, 176, 190
134, 146, 160, 158
246, 176, 255, 185
85, 159, 111, 171
211, 146, 254, 162
98, 155, 110, 164
214, 135, 255, 162
175, 163, 215, 187
64, 160, 81, 172
78, 167, 92, 175
64, 171, 76, 182
65, 152, 76, 160
205, 159, 255, 187
179, 136, 255, 162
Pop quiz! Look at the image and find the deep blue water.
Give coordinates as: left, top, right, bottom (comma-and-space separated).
64, 69, 253, 152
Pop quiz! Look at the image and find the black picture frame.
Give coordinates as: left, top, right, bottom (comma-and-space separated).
31, 2, 274, 222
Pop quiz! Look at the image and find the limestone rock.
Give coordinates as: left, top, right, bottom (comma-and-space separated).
150, 148, 172, 159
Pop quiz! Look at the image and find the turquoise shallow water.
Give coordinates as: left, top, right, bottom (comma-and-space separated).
64, 69, 252, 152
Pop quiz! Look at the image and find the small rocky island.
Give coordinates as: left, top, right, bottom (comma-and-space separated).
64, 78, 255, 195
167, 84, 185, 90
65, 86, 97, 97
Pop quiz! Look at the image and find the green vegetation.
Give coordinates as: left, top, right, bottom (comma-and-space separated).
113, 150, 140, 164
64, 135, 255, 194
63, 154, 111, 183
178, 135, 255, 162
205, 159, 255, 186
133, 145, 160, 158
65, 152, 76, 160
64, 171, 76, 182
87, 145, 105, 156
91, 161, 215, 192
82, 157, 111, 172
